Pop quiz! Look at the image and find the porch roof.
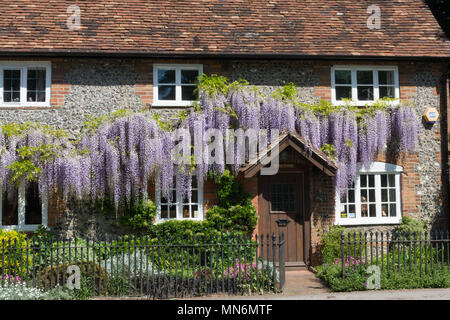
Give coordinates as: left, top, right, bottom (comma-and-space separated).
240, 132, 338, 178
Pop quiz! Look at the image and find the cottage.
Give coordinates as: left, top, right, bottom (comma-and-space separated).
0, 0, 449, 267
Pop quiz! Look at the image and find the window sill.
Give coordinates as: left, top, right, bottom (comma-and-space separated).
154, 218, 203, 224
334, 217, 402, 226
152, 101, 196, 108
0, 103, 51, 108
1, 224, 48, 232
332, 100, 400, 107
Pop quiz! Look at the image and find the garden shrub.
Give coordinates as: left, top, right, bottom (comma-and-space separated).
102, 249, 158, 278
119, 198, 157, 231
319, 225, 363, 264
0, 230, 32, 276
393, 216, 427, 236
316, 262, 450, 292
205, 170, 258, 234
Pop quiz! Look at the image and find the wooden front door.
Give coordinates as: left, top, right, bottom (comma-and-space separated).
259, 172, 306, 263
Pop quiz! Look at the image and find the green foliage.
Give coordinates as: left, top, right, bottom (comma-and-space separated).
320, 143, 336, 161
0, 230, 31, 276
271, 82, 299, 101
205, 170, 258, 234
196, 74, 248, 97
319, 225, 363, 264
119, 199, 157, 231
320, 225, 345, 264
394, 216, 427, 235
316, 263, 450, 292
206, 204, 257, 234
149, 220, 215, 239
8, 144, 60, 184
81, 109, 135, 133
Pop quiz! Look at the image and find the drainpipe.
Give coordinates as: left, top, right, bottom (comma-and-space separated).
440, 67, 450, 231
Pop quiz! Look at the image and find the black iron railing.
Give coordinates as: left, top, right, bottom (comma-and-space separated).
0, 233, 286, 299
340, 230, 450, 278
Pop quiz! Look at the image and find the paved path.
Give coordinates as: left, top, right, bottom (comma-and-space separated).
201, 288, 450, 300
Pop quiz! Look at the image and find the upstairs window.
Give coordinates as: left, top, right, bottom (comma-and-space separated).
155, 175, 204, 222
335, 162, 402, 226
153, 64, 202, 107
0, 62, 51, 107
331, 66, 399, 106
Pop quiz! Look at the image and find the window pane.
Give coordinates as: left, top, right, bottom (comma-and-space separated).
378, 71, 394, 85
158, 85, 176, 100
335, 70, 351, 84
3, 69, 21, 103
160, 205, 168, 219
357, 70, 373, 84
357, 86, 374, 101
389, 204, 396, 217
360, 175, 367, 187
369, 189, 375, 202
26, 68, 46, 102
192, 189, 198, 203
169, 205, 177, 218
181, 70, 199, 84
381, 204, 388, 217
381, 189, 387, 202
336, 86, 352, 100
361, 189, 367, 202
369, 204, 376, 217
181, 86, 197, 101
369, 175, 375, 188
389, 189, 396, 202
348, 189, 355, 203
182, 205, 190, 218
361, 204, 368, 217
379, 86, 395, 99
381, 174, 387, 187
271, 183, 295, 212
2, 188, 18, 225
389, 175, 395, 187
158, 69, 175, 84
25, 182, 42, 225
192, 205, 198, 217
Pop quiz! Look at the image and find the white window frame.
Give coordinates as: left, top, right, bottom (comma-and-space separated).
0, 182, 48, 232
331, 65, 399, 106
152, 64, 203, 107
155, 174, 204, 223
0, 61, 51, 107
335, 162, 403, 226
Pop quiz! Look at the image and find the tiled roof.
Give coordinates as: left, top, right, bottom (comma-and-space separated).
0, 0, 449, 58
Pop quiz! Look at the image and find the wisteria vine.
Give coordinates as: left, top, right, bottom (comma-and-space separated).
0, 77, 419, 213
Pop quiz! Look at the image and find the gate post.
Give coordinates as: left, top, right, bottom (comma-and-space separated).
278, 232, 285, 291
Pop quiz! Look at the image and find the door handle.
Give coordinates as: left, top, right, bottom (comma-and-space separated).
276, 219, 290, 227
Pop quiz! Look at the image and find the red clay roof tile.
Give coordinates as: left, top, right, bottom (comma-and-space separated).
0, 0, 449, 58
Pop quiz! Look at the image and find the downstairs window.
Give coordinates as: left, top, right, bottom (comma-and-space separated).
0, 181, 48, 231
335, 162, 402, 226
155, 175, 204, 222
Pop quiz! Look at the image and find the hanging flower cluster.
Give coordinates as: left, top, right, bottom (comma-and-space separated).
0, 76, 420, 212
